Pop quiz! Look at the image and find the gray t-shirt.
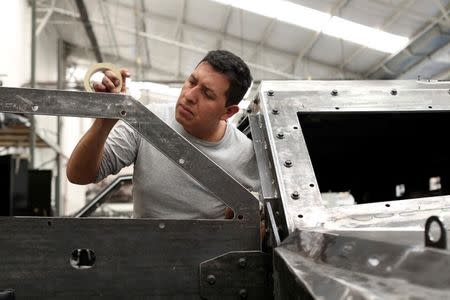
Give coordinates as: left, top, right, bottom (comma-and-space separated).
96, 105, 260, 219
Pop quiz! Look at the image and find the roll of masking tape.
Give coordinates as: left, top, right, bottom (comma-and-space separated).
83, 63, 123, 92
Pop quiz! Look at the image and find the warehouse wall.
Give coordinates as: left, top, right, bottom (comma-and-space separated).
0, 0, 88, 216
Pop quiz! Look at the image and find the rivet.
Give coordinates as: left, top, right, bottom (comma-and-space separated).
390, 89, 397, 96
272, 108, 279, 115
267, 90, 274, 96
284, 160, 293, 167
291, 191, 300, 199
207, 274, 216, 285
238, 258, 247, 268
276, 132, 284, 139
331, 89, 338, 96
239, 289, 248, 299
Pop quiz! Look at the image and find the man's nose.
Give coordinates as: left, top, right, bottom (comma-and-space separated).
185, 86, 199, 103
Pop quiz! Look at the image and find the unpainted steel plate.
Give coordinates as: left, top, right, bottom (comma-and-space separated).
0, 217, 259, 298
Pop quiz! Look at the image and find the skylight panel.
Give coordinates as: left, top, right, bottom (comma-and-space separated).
211, 0, 409, 53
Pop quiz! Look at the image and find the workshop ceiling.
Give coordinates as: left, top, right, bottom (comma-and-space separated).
35, 0, 450, 82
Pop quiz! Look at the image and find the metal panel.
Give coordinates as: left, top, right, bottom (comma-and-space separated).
0, 87, 259, 222
199, 251, 272, 300
253, 80, 450, 299
256, 81, 450, 232
0, 217, 259, 298
274, 230, 450, 299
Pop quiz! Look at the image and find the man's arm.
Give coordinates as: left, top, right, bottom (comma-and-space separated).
66, 69, 130, 184
66, 119, 117, 184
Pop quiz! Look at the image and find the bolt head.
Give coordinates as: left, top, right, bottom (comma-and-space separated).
207, 274, 216, 285
331, 89, 338, 96
239, 289, 248, 299
390, 89, 397, 96
291, 191, 300, 199
272, 108, 279, 115
276, 132, 284, 139
284, 160, 293, 167
267, 90, 274, 96
238, 258, 247, 268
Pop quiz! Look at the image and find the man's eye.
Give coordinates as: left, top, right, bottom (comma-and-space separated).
204, 91, 214, 99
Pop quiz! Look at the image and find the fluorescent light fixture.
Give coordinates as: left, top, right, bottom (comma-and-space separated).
323, 17, 409, 53
213, 0, 329, 31
211, 0, 409, 53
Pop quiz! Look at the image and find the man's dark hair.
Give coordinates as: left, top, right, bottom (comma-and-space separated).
199, 50, 253, 106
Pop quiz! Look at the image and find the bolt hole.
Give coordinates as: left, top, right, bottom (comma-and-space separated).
309, 183, 315, 187
47, 221, 52, 226
298, 214, 303, 218
385, 204, 390, 207
293, 126, 298, 129
428, 221, 442, 242
428, 106, 433, 109
120, 110, 127, 116
237, 215, 244, 220
335, 107, 340, 110
70, 249, 96, 269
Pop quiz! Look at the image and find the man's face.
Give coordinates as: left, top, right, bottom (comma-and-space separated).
175, 62, 236, 136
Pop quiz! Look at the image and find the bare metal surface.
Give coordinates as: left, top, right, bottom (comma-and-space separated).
257, 80, 450, 232
0, 217, 259, 298
254, 80, 450, 299
0, 87, 259, 222
199, 251, 271, 300
274, 230, 450, 299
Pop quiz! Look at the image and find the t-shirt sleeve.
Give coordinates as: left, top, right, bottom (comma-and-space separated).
95, 121, 140, 182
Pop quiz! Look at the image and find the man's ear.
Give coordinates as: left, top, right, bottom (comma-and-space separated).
221, 105, 240, 120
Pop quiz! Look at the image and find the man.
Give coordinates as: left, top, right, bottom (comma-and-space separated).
66, 50, 260, 219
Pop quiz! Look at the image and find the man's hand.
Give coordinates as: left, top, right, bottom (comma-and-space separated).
93, 69, 130, 93
224, 207, 234, 219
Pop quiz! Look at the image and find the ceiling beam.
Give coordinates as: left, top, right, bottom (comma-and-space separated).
250, 18, 276, 62
98, 0, 120, 59
100, 0, 359, 77
140, 0, 152, 69
217, 5, 233, 49
51, 6, 361, 79
74, 0, 103, 62
365, 3, 450, 78
339, 0, 415, 69
294, 0, 349, 66
66, 43, 176, 79
174, 0, 186, 79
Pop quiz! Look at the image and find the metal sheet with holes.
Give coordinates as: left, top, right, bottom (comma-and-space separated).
274, 230, 450, 299
255, 80, 450, 232
252, 80, 450, 299
0, 87, 259, 221
0, 218, 259, 298
0, 87, 262, 298
199, 251, 272, 300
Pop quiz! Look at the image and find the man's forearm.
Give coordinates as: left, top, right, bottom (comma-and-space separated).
66, 119, 117, 184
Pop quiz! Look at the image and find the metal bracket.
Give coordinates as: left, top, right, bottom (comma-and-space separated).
425, 215, 447, 250
199, 251, 272, 300
265, 202, 281, 247
0, 87, 259, 222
